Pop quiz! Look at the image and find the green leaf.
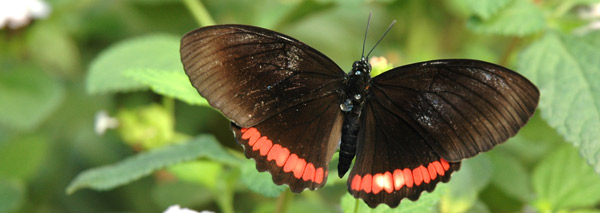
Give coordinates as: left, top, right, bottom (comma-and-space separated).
86, 34, 182, 94
340, 183, 448, 212
239, 160, 286, 197
532, 144, 600, 211
0, 178, 25, 212
496, 113, 563, 167
517, 32, 600, 173
123, 69, 208, 106
66, 135, 240, 194
466, 200, 491, 213
440, 155, 492, 213
167, 160, 222, 188
465, 0, 512, 20
488, 151, 533, 202
467, 0, 545, 36
0, 65, 65, 131
0, 134, 49, 180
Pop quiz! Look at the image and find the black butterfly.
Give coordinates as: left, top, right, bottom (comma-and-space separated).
180, 23, 539, 208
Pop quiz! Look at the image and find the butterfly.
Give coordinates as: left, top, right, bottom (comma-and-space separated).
179, 22, 539, 208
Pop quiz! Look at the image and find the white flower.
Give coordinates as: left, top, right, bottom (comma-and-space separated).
575, 3, 600, 35
0, 0, 51, 29
579, 3, 600, 19
94, 110, 119, 135
163, 205, 209, 213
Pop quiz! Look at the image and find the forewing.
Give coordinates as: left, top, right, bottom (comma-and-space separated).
370, 59, 539, 161
181, 25, 345, 126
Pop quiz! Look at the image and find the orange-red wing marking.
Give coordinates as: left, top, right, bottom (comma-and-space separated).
239, 127, 325, 184
348, 159, 461, 208
346, 98, 463, 208
231, 93, 343, 192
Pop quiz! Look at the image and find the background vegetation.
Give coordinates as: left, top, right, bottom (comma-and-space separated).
1, 0, 600, 212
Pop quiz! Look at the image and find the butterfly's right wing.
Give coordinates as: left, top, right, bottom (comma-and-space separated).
347, 59, 539, 207
180, 25, 347, 191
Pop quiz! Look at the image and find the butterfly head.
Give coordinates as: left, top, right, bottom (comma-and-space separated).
351, 57, 372, 76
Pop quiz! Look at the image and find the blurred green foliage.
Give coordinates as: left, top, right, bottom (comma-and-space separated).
1, 0, 600, 212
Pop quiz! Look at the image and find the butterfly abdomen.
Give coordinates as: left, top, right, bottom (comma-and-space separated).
338, 59, 373, 177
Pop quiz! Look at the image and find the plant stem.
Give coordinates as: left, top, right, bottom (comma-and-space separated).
162, 97, 175, 115
499, 37, 520, 67
275, 189, 292, 213
182, 0, 215, 27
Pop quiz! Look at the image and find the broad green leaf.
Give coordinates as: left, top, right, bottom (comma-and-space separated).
0, 134, 48, 180
340, 183, 448, 212
0, 65, 65, 130
496, 113, 563, 167
66, 135, 240, 194
167, 160, 222, 188
86, 34, 182, 94
532, 144, 600, 211
123, 69, 208, 106
465, 0, 512, 20
466, 200, 491, 213
440, 155, 492, 213
517, 32, 600, 173
0, 178, 25, 212
488, 151, 533, 202
240, 160, 286, 197
467, 0, 545, 36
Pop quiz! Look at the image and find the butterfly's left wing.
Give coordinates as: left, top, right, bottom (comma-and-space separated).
180, 25, 346, 192
348, 59, 539, 207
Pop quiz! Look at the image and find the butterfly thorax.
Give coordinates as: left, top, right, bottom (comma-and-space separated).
338, 58, 371, 177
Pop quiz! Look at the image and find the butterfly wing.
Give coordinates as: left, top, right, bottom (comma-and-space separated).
348, 59, 539, 207
231, 93, 343, 191
181, 25, 345, 127
180, 25, 346, 191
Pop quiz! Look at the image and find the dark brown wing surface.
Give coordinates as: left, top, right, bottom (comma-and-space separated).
180, 25, 345, 127
180, 25, 346, 192
347, 59, 539, 207
231, 93, 343, 191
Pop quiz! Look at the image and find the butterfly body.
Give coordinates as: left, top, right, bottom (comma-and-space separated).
339, 58, 372, 177
180, 24, 539, 208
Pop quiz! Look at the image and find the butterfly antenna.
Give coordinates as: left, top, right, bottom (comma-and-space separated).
361, 12, 372, 59
366, 20, 396, 58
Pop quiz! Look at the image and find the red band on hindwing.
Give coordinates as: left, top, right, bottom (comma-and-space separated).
239, 127, 326, 184
349, 158, 453, 194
